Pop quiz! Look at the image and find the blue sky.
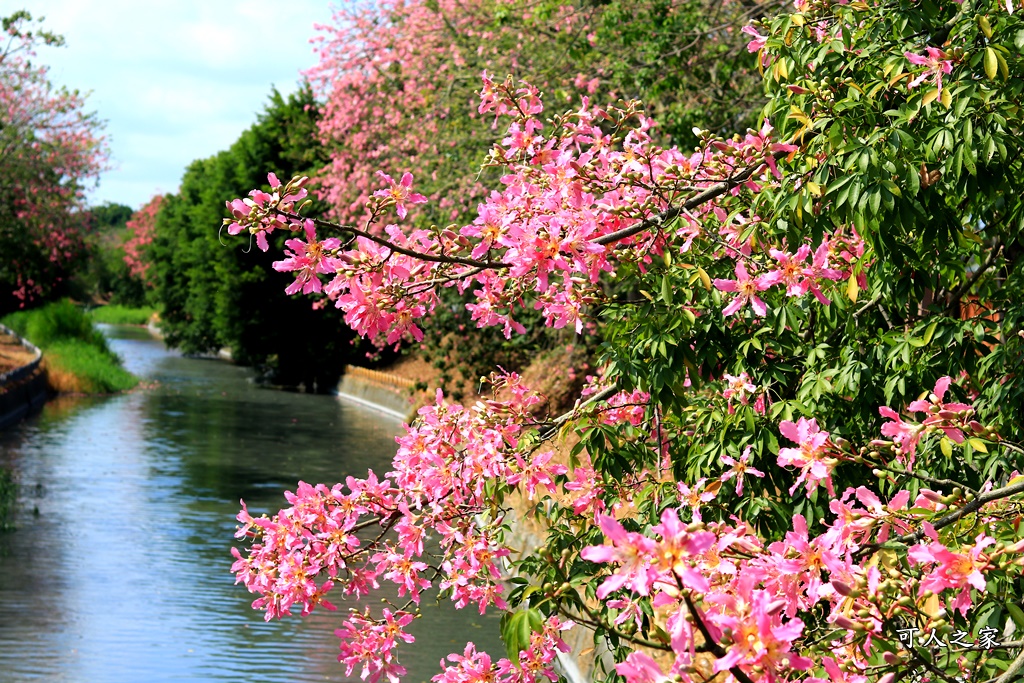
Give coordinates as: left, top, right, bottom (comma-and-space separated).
27, 0, 337, 209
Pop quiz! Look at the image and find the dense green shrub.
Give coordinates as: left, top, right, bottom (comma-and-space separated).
2, 300, 136, 393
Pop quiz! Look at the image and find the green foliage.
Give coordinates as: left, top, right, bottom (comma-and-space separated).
87, 202, 134, 230
3, 299, 108, 349
148, 85, 377, 389
1, 299, 137, 393
87, 305, 155, 326
549, 0, 1024, 546
70, 202, 150, 307
44, 340, 137, 393
576, 0, 778, 145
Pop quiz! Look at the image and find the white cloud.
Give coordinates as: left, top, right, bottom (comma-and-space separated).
24, 0, 336, 208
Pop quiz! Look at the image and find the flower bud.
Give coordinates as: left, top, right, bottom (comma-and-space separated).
833, 615, 858, 630
832, 580, 854, 597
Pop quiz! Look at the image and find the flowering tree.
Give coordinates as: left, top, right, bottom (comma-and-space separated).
309, 0, 776, 228
122, 194, 164, 284
229, 1, 1024, 682
0, 11, 107, 313
308, 0, 779, 393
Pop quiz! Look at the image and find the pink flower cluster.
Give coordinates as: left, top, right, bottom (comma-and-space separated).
876, 376, 977, 468
123, 195, 163, 283
232, 373, 570, 674
225, 173, 309, 252
225, 76, 818, 345
577, 382, 1024, 683
432, 616, 572, 683
598, 389, 650, 426
712, 233, 857, 317
337, 608, 416, 683
586, 482, 1014, 683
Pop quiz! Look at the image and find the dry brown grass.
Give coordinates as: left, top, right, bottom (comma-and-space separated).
0, 337, 37, 374
41, 358, 85, 394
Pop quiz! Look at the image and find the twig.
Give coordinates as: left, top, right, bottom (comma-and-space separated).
993, 645, 1024, 683
945, 242, 1003, 316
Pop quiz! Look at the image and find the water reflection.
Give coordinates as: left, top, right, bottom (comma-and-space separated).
0, 325, 500, 682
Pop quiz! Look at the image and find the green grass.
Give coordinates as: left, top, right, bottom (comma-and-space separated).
88, 305, 156, 326
2, 300, 138, 393
45, 340, 137, 393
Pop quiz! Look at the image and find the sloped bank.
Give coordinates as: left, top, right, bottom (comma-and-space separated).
0, 324, 48, 430
335, 365, 421, 421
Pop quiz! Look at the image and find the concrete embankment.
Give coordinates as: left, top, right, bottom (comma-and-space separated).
0, 324, 48, 430
335, 365, 420, 421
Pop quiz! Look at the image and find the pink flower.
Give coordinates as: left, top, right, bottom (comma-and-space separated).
908, 375, 975, 443
714, 262, 773, 316
650, 508, 715, 592
272, 220, 342, 295
722, 372, 756, 406
677, 478, 718, 513
801, 240, 844, 305
904, 47, 954, 94
581, 514, 656, 598
762, 245, 811, 297
373, 171, 427, 219
908, 533, 995, 615
616, 652, 671, 683
506, 450, 567, 500
719, 446, 765, 495
742, 25, 766, 52
878, 405, 926, 466
778, 417, 837, 496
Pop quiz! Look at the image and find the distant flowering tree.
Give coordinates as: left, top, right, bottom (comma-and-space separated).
123, 195, 164, 283
0, 11, 107, 312
229, 1, 1024, 682
307, 0, 777, 227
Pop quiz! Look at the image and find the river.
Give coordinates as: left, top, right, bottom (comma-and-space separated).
0, 325, 500, 682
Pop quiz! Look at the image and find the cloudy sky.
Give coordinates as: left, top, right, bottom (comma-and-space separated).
27, 0, 337, 209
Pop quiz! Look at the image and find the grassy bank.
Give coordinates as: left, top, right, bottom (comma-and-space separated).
2, 300, 137, 393
88, 304, 156, 326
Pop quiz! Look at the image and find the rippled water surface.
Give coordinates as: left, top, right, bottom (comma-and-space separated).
0, 326, 500, 682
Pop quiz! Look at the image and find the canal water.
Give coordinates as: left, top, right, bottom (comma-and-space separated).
0, 325, 500, 682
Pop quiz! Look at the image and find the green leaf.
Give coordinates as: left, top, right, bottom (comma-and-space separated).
968, 437, 988, 453
985, 47, 998, 80
922, 320, 938, 345
979, 15, 993, 40
1007, 603, 1024, 631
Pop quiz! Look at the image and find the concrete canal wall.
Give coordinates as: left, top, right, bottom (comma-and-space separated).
335, 365, 420, 421
0, 324, 48, 430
